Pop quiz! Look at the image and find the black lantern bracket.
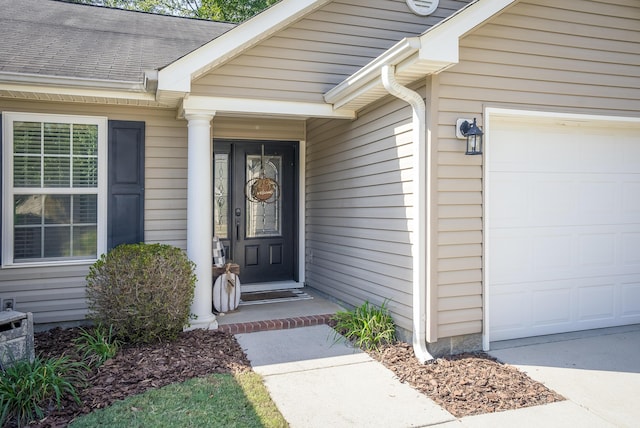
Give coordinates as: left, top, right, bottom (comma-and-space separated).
456, 117, 484, 155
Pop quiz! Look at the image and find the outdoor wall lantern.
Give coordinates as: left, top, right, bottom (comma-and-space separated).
456, 118, 484, 155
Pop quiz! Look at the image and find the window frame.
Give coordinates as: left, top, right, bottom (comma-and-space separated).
2, 112, 108, 267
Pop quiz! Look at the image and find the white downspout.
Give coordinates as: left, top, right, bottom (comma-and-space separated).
381, 65, 433, 363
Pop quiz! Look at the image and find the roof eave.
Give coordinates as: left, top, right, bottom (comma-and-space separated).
324, 0, 518, 112
0, 71, 148, 92
157, 0, 332, 94
0, 72, 161, 105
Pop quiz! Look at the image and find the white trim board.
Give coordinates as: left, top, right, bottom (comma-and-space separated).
242, 281, 302, 293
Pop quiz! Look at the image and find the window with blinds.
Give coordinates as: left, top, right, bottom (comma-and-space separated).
3, 113, 107, 265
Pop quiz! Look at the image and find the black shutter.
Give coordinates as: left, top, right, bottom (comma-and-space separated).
108, 120, 145, 250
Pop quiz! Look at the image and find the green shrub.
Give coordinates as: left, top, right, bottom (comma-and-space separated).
86, 243, 196, 344
74, 324, 121, 367
331, 300, 396, 351
0, 356, 84, 427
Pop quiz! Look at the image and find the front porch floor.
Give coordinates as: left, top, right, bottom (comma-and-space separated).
216, 287, 344, 334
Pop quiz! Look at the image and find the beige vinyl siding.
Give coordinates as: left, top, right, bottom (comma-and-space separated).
0, 99, 305, 323
306, 95, 417, 331
191, 0, 470, 103
212, 117, 305, 141
433, 0, 640, 338
0, 100, 190, 323
0, 100, 304, 323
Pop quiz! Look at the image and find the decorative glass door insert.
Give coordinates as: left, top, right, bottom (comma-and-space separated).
214, 154, 229, 239
245, 154, 282, 238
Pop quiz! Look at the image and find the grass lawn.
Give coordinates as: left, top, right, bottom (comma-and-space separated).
70, 372, 288, 428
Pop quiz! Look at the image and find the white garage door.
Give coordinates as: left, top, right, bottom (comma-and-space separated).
488, 112, 640, 342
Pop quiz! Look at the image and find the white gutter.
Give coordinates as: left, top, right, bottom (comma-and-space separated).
325, 38, 421, 107
0, 71, 160, 104
0, 71, 147, 92
381, 65, 433, 363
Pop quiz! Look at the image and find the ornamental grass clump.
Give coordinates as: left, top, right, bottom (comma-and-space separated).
332, 300, 396, 351
74, 324, 122, 367
86, 243, 196, 345
0, 356, 84, 427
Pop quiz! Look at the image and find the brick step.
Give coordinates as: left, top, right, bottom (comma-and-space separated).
217, 313, 334, 334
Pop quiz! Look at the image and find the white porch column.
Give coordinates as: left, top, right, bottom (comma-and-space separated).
185, 113, 217, 329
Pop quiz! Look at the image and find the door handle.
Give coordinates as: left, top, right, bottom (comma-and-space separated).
235, 208, 241, 240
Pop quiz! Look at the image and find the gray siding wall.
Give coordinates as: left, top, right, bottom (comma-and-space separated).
433, 0, 640, 338
0, 98, 303, 324
306, 95, 417, 331
192, 0, 470, 102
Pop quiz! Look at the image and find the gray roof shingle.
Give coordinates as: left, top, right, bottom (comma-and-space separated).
0, 0, 236, 83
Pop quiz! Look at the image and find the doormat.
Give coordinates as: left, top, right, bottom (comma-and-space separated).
240, 289, 312, 306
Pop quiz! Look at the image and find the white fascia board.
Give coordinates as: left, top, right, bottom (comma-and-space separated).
324, 38, 421, 105
419, 0, 516, 46
0, 83, 156, 103
180, 95, 355, 119
324, 0, 517, 110
0, 72, 155, 102
157, 0, 332, 94
0, 72, 148, 92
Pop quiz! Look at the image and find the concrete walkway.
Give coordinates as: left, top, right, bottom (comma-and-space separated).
483, 325, 640, 428
236, 324, 454, 427
236, 323, 640, 428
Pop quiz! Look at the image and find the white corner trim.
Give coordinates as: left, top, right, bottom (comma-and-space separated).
180, 95, 355, 119
157, 0, 332, 94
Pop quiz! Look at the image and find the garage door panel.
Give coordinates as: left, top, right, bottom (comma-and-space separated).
488, 113, 640, 342
617, 131, 640, 171
577, 283, 616, 322
489, 234, 531, 283
532, 177, 576, 224
578, 180, 618, 222
533, 233, 573, 273
578, 233, 616, 268
622, 182, 640, 219
621, 282, 640, 317
493, 226, 638, 283
488, 173, 529, 226
490, 287, 532, 333
532, 286, 572, 327
622, 233, 640, 265
492, 275, 638, 341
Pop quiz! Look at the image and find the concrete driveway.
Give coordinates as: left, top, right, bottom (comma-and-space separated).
488, 325, 640, 428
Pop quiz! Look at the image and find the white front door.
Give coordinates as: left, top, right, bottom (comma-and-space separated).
487, 111, 640, 342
